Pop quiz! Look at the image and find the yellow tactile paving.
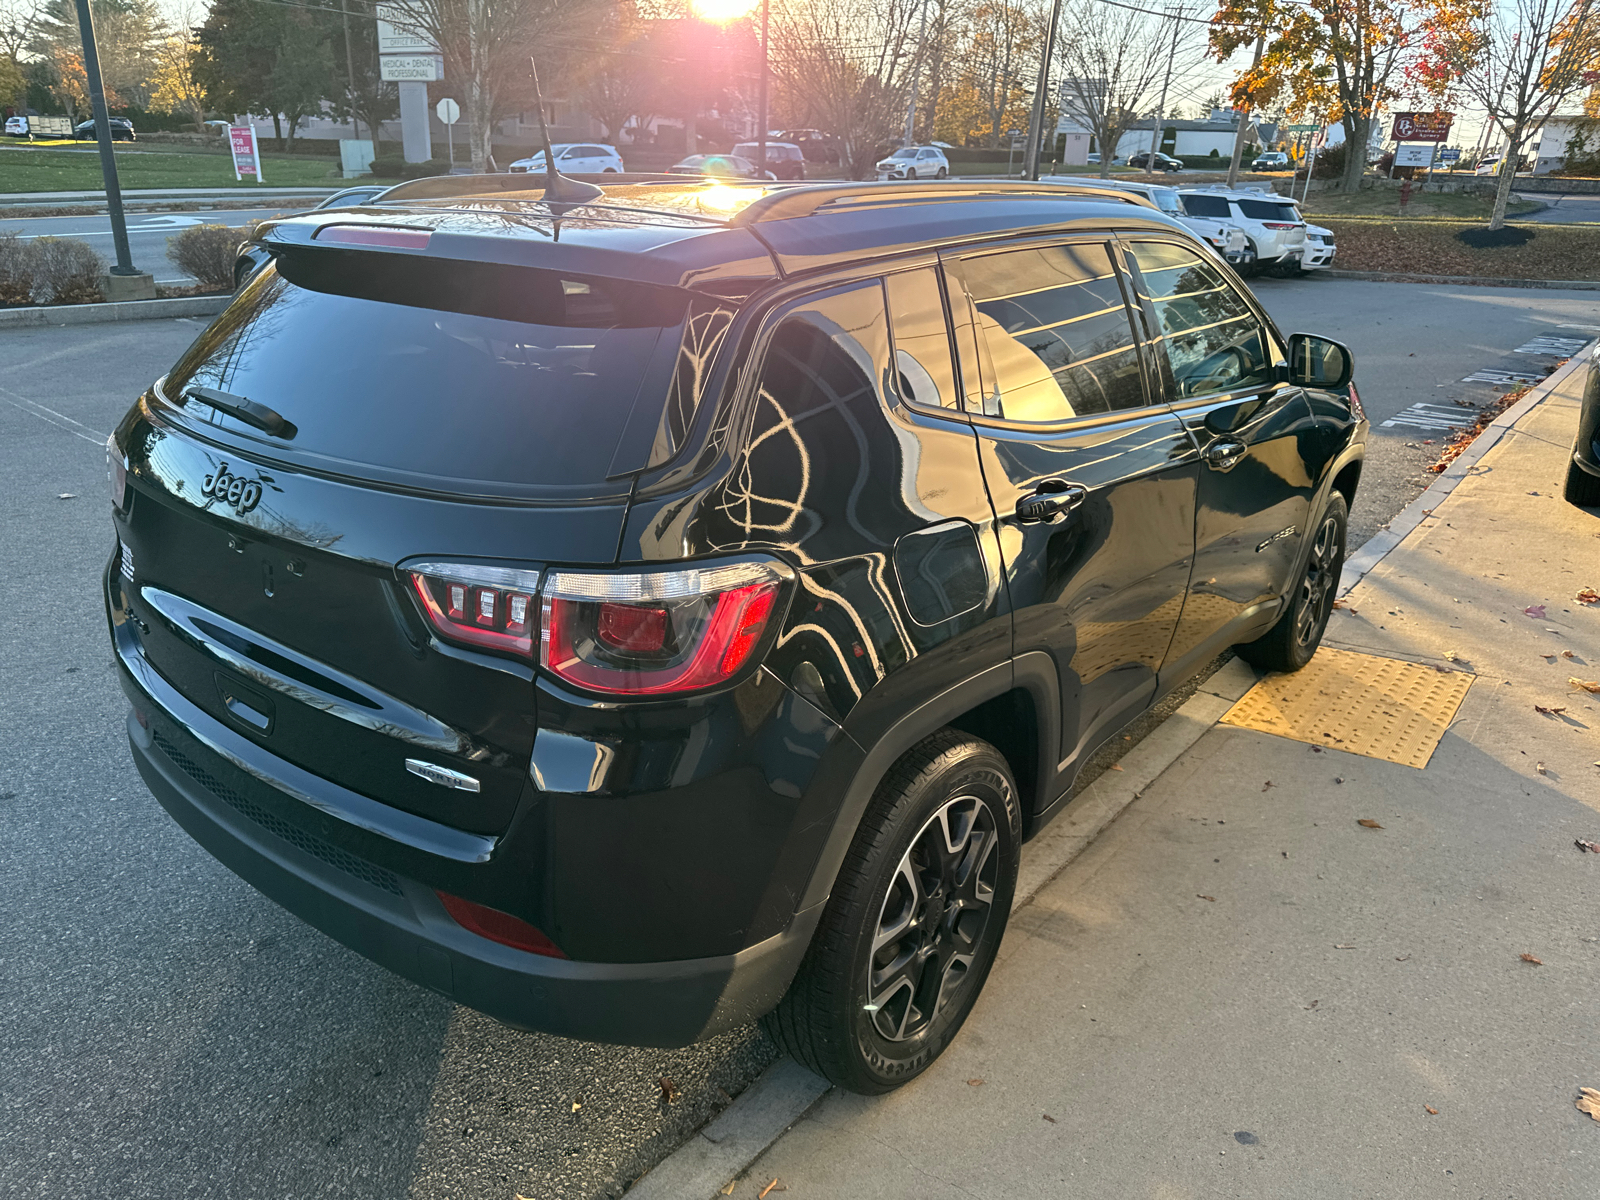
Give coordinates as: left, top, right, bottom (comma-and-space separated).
1220, 647, 1475, 769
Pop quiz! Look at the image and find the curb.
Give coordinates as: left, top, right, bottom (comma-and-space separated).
1339, 338, 1595, 598
0, 294, 228, 328
623, 658, 1264, 1199
1323, 269, 1600, 290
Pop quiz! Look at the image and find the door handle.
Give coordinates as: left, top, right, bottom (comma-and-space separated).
1202, 438, 1247, 472
1015, 480, 1087, 524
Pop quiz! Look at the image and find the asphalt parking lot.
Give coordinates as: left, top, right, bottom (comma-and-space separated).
2, 277, 1594, 1200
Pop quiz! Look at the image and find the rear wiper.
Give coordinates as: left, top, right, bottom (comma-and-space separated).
182, 386, 295, 439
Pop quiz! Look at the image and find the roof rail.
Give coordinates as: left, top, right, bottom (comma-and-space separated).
376, 171, 684, 203
726, 179, 1155, 225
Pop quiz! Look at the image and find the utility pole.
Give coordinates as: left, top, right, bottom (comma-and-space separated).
904, 0, 930, 146
756, 0, 768, 175
1145, 3, 1181, 178
1225, 33, 1263, 187
74, 0, 149, 298
1023, 0, 1065, 179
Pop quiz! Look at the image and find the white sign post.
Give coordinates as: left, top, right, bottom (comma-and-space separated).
227, 125, 262, 183
436, 97, 460, 169
377, 2, 438, 164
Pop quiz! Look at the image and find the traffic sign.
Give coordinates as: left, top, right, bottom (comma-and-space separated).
436, 98, 460, 125
1282, 123, 1320, 132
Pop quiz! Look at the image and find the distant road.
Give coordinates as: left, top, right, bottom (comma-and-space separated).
0, 205, 298, 283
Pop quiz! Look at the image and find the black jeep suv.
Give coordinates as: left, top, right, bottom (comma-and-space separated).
105, 179, 1365, 1094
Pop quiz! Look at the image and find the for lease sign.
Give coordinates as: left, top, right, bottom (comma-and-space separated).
228, 125, 262, 182
1391, 112, 1453, 142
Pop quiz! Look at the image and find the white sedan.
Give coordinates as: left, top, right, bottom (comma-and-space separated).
508, 143, 624, 175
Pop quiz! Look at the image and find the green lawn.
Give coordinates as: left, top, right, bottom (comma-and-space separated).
0, 145, 343, 192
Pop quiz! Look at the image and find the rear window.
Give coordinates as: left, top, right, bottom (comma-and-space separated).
1237, 199, 1300, 221
160, 255, 725, 493
1180, 194, 1232, 218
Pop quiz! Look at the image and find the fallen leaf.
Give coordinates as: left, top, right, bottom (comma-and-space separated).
967, 1078, 985, 1087
1425, 1105, 1439, 1115
57, 492, 76, 499
1521, 953, 1543, 965
1303, 999, 1319, 1010
721, 1184, 736, 1197
1444, 649, 1460, 662
1534, 705, 1568, 716
1524, 604, 1547, 618
1042, 1113, 1058, 1123
1197, 894, 1216, 902
1334, 943, 1356, 949
1579, 1088, 1600, 1120
1569, 678, 1600, 694
758, 1180, 786, 1199
1262, 780, 1274, 792
571, 1100, 583, 1113
1334, 776, 1344, 784
1536, 761, 1548, 775
659, 1076, 681, 1104
1577, 588, 1600, 606
1357, 819, 1384, 829
1396, 954, 1411, 961
1563, 650, 1576, 659
1576, 838, 1600, 854
1109, 763, 1123, 771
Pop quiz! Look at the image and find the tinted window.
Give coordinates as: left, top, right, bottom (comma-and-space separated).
884, 267, 959, 410
1129, 242, 1273, 399
962, 241, 1145, 422
163, 260, 700, 491
1180, 194, 1232, 219
1236, 199, 1300, 222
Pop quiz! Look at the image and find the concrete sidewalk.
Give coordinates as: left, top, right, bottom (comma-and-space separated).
725, 364, 1600, 1197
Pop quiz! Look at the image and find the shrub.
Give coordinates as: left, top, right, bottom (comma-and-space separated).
168, 223, 249, 292
0, 231, 32, 306
24, 236, 105, 305
370, 154, 450, 179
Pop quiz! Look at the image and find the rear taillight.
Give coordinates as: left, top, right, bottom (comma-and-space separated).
107, 434, 127, 509
1264, 222, 1302, 231
541, 560, 788, 695
406, 561, 542, 658
436, 892, 566, 958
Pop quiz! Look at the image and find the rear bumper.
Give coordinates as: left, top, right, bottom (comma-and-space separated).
110, 587, 823, 1048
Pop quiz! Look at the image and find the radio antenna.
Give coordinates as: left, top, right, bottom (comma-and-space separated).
529, 57, 603, 205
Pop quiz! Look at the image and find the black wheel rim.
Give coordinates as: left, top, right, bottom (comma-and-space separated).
1294, 513, 1342, 649
867, 795, 999, 1042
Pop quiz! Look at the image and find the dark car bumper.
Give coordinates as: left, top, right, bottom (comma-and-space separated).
110, 582, 824, 1048
1574, 359, 1600, 477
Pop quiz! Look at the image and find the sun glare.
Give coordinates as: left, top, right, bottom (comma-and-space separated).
690, 0, 758, 20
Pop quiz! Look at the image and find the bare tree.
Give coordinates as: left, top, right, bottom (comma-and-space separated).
1053, 2, 1173, 176
966, 0, 1039, 148
769, 0, 925, 177
1432, 0, 1600, 228
0, 0, 38, 66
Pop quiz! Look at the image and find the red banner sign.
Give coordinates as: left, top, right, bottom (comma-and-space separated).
228, 125, 262, 181
1390, 112, 1453, 142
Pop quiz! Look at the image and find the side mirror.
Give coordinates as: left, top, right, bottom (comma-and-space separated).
1288, 332, 1354, 390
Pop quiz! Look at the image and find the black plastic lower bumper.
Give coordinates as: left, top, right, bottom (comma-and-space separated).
115, 621, 822, 1048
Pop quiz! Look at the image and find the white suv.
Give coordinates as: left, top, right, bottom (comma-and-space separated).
876, 145, 950, 179
1177, 186, 1307, 276
1048, 176, 1253, 271
508, 143, 624, 174
1301, 223, 1336, 270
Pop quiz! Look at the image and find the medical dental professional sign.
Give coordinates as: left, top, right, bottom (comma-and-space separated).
228, 125, 263, 182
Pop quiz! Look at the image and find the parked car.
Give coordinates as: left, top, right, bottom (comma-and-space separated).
106, 178, 1364, 1095
667, 153, 774, 180
1048, 175, 1252, 269
875, 145, 951, 179
1178, 186, 1307, 275
232, 183, 399, 289
1301, 223, 1336, 271
776, 129, 840, 165
5, 115, 28, 136
732, 141, 806, 180
508, 143, 624, 174
74, 116, 135, 141
1252, 151, 1291, 171
1125, 151, 1183, 172
1566, 355, 1600, 506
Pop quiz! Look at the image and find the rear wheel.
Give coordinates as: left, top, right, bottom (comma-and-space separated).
1567, 458, 1600, 506
1236, 493, 1347, 673
763, 730, 1021, 1094
936, 166, 948, 178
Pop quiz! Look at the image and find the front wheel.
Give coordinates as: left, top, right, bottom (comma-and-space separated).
763, 730, 1021, 1094
1236, 493, 1347, 673
1566, 458, 1600, 506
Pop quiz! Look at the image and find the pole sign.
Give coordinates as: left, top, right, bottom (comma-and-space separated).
1439, 147, 1461, 162
379, 55, 442, 81
376, 2, 435, 53
1390, 112, 1453, 142
436, 98, 460, 125
1394, 143, 1436, 168
228, 125, 262, 182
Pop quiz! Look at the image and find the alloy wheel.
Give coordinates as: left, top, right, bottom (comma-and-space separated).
1294, 512, 1342, 649
867, 794, 999, 1042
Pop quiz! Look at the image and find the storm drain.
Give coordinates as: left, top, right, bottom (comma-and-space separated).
1221, 647, 1474, 769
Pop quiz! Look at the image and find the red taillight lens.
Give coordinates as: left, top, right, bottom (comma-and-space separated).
436, 892, 566, 958
107, 434, 127, 509
1264, 222, 1302, 231
541, 560, 788, 695
405, 561, 541, 657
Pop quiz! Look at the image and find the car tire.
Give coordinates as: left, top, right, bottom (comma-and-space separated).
762, 729, 1021, 1095
602, 167, 617, 173
1565, 458, 1600, 507
936, 166, 948, 178
1235, 492, 1347, 673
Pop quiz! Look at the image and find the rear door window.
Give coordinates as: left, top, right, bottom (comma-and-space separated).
958, 241, 1146, 422
160, 258, 717, 494
1179, 194, 1232, 219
